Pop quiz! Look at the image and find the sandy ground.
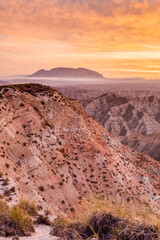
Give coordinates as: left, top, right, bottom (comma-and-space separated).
0, 225, 59, 240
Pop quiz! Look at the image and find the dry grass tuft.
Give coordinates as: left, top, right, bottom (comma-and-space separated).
11, 206, 34, 234
18, 200, 37, 216
0, 200, 35, 237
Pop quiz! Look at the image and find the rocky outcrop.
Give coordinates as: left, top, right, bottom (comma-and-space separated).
82, 92, 160, 161
0, 84, 159, 215
30, 67, 105, 79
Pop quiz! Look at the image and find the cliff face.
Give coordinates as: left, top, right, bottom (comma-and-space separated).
0, 84, 159, 214
82, 92, 160, 161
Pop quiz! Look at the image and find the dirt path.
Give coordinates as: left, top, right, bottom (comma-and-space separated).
0, 225, 59, 240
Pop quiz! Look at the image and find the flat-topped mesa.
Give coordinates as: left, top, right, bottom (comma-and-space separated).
30, 67, 105, 79
0, 84, 159, 215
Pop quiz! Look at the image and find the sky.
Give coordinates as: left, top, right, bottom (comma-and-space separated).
0, 0, 160, 78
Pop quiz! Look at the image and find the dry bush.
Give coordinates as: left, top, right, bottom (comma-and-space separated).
51, 198, 160, 240
0, 201, 23, 237
77, 197, 160, 232
11, 206, 34, 234
0, 171, 3, 178
0, 200, 10, 218
36, 215, 51, 225
0, 200, 34, 236
18, 200, 37, 216
52, 213, 158, 240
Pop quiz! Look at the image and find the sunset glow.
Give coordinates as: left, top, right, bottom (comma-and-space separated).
0, 0, 160, 78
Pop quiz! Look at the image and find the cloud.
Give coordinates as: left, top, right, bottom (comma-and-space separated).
0, 0, 160, 77
0, 0, 160, 51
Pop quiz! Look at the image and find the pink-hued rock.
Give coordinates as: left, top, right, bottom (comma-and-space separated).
0, 84, 159, 215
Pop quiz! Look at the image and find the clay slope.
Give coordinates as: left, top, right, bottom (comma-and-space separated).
82, 92, 160, 161
0, 84, 159, 215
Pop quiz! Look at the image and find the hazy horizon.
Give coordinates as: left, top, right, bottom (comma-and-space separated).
1, 67, 160, 81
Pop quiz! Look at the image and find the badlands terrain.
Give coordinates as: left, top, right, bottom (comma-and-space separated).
0, 83, 159, 239
51, 76, 160, 162
82, 92, 160, 162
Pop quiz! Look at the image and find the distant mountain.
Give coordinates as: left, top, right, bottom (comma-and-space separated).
30, 67, 105, 79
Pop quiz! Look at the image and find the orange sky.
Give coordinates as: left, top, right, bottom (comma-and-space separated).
0, 0, 160, 78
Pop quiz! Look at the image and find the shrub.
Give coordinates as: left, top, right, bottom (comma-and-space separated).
5, 163, 10, 168
11, 206, 34, 234
0, 200, 10, 218
51, 197, 160, 240
10, 187, 16, 193
4, 189, 11, 197
0, 171, 3, 178
53, 216, 72, 228
2, 177, 9, 186
38, 186, 45, 192
51, 213, 159, 240
12, 236, 20, 240
70, 208, 75, 212
36, 215, 51, 225
0, 201, 25, 237
19, 103, 24, 107
18, 200, 37, 216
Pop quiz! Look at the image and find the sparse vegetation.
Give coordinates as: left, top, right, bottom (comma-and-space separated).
51, 198, 160, 240
2, 177, 9, 186
0, 200, 34, 237
0, 84, 58, 97
11, 206, 34, 234
5, 163, 10, 168
36, 214, 51, 225
0, 200, 10, 218
18, 200, 37, 216
52, 213, 158, 240
38, 186, 45, 192
4, 189, 11, 197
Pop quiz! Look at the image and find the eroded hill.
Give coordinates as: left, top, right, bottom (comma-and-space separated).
0, 84, 159, 215
82, 92, 160, 162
